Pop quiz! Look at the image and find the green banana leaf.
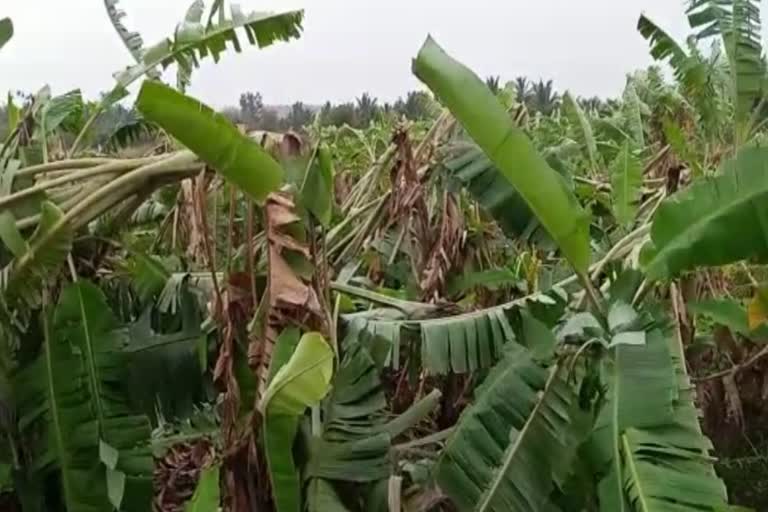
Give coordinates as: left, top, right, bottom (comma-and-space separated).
588, 311, 728, 511
184, 464, 221, 512
300, 144, 335, 227
622, 82, 646, 149
610, 143, 643, 227
688, 299, 751, 336
260, 332, 334, 512
443, 146, 546, 243
435, 343, 586, 511
563, 91, 601, 174
644, 147, 768, 278
687, 0, 764, 134
0, 18, 12, 51
345, 289, 567, 375
413, 36, 591, 272
306, 331, 440, 510
14, 304, 110, 511
136, 81, 283, 202
619, 326, 729, 511
56, 281, 154, 511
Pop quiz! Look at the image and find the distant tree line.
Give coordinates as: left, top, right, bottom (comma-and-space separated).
485, 75, 613, 116
0, 77, 613, 145
221, 90, 439, 132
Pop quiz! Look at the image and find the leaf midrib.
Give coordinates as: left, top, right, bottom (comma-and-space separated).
476, 368, 560, 512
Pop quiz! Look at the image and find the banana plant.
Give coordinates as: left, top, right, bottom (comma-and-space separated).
409, 35, 731, 512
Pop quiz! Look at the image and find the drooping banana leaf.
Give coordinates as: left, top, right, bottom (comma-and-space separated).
621, 82, 646, 150
619, 327, 729, 511
413, 36, 591, 272
55, 281, 154, 511
435, 343, 586, 512
419, 307, 514, 375
114, 6, 303, 91
644, 147, 768, 278
590, 327, 678, 494
0, 18, 12, 51
260, 332, 334, 512
137, 81, 284, 202
563, 92, 601, 174
637, 15, 691, 83
587, 308, 728, 511
344, 290, 567, 375
636, 14, 718, 133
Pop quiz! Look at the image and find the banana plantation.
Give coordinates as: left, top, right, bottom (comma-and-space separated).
3, 0, 768, 510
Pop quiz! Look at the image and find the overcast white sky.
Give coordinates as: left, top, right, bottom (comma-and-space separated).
1, 1, 693, 107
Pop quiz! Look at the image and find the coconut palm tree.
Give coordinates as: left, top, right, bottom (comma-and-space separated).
485, 75, 501, 94
513, 76, 532, 104
529, 79, 560, 115
355, 92, 379, 127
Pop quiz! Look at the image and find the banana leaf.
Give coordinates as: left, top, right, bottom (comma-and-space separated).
137, 81, 283, 202
114, 7, 304, 91
413, 36, 591, 272
644, 147, 768, 278
435, 343, 586, 511
260, 332, 334, 512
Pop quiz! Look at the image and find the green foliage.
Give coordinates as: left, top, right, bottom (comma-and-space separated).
306, 331, 440, 509
444, 146, 544, 241
13, 281, 154, 511
260, 332, 334, 512
564, 91, 601, 173
40, 90, 84, 135
688, 0, 764, 135
644, 147, 768, 278
688, 298, 751, 335
435, 343, 584, 511
300, 144, 335, 227
610, 143, 643, 227
14, 304, 111, 511
184, 464, 221, 512
617, 329, 729, 511
413, 36, 591, 272
137, 81, 284, 202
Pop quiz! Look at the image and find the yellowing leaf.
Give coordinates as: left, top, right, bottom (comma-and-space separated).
748, 289, 768, 330
261, 332, 334, 512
